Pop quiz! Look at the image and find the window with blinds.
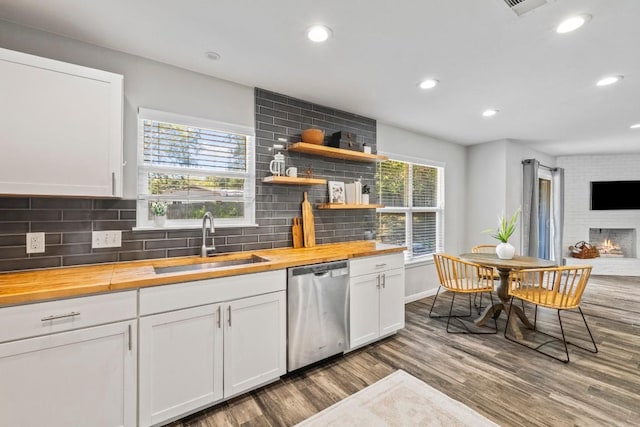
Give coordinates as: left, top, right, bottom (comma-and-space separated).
376, 159, 443, 260
137, 108, 255, 228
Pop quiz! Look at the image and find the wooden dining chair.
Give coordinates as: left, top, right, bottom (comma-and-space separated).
470, 244, 500, 312
505, 265, 598, 363
430, 253, 497, 334
471, 244, 497, 254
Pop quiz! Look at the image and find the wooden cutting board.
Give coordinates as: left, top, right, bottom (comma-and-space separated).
301, 192, 315, 247
292, 217, 303, 249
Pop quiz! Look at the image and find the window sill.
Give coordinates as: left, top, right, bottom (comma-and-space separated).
132, 223, 260, 231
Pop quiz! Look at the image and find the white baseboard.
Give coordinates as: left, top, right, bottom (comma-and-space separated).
404, 287, 439, 304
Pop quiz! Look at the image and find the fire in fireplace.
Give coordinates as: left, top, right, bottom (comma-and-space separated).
596, 239, 623, 257
588, 228, 637, 259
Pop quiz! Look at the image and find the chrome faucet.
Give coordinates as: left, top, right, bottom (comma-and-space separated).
201, 211, 216, 257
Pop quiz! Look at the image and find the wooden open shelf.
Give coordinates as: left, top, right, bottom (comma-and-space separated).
317, 203, 384, 210
288, 142, 388, 162
262, 176, 326, 185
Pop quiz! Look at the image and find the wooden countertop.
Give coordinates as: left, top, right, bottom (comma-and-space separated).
0, 241, 405, 306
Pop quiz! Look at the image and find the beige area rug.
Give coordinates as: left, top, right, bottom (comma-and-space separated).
295, 370, 499, 427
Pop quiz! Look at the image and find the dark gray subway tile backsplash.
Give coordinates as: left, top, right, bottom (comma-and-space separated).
0, 88, 377, 272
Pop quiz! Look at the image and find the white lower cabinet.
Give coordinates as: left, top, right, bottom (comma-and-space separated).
138, 270, 286, 427
349, 254, 405, 349
223, 292, 287, 398
0, 292, 137, 427
139, 305, 223, 427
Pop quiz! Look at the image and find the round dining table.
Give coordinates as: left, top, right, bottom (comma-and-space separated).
459, 253, 556, 338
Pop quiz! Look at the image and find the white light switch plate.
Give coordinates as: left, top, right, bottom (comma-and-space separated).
26, 232, 45, 254
92, 230, 122, 248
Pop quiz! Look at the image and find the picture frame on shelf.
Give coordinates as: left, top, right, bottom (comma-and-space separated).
328, 181, 346, 204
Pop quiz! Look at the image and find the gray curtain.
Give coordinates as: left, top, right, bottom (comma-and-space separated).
522, 158, 565, 264
522, 159, 539, 257
551, 167, 565, 265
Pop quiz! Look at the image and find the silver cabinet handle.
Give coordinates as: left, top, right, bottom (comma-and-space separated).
381, 273, 386, 288
41, 311, 80, 322
128, 324, 132, 351
111, 172, 116, 196
228, 306, 232, 327
217, 306, 222, 328
376, 275, 380, 289
375, 263, 387, 268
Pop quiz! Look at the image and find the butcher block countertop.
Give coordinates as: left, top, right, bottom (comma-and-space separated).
0, 241, 405, 306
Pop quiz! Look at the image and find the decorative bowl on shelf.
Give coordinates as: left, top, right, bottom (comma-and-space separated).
301, 128, 325, 145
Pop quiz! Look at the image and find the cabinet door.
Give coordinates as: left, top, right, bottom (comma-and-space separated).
139, 304, 223, 427
0, 320, 136, 427
379, 267, 406, 336
224, 291, 286, 398
0, 47, 123, 197
349, 273, 381, 348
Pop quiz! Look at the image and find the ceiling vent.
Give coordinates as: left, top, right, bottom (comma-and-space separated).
502, 0, 548, 16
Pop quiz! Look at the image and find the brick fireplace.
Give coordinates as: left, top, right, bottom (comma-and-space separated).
558, 153, 640, 276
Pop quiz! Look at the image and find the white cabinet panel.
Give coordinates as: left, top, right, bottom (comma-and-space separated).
379, 268, 406, 336
224, 291, 286, 398
349, 273, 381, 348
349, 253, 405, 349
139, 305, 223, 427
139, 270, 286, 316
0, 290, 136, 343
0, 320, 136, 427
0, 47, 123, 197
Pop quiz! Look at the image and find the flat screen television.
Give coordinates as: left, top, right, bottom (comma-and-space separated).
590, 181, 640, 210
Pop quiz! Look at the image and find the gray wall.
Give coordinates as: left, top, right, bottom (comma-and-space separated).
376, 122, 467, 300
466, 139, 555, 254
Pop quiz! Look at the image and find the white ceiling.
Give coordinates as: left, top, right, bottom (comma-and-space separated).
1, 0, 639, 156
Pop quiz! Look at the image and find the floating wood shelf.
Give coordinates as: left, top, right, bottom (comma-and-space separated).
262, 176, 327, 185
288, 142, 388, 162
317, 203, 384, 210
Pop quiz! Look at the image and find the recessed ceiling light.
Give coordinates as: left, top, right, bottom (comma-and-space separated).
418, 79, 439, 90
556, 14, 592, 34
596, 75, 623, 87
307, 25, 333, 42
631, 123, 640, 129
205, 51, 221, 61
482, 109, 499, 117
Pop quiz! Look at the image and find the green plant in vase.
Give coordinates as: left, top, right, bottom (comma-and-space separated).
483, 208, 520, 259
151, 201, 167, 227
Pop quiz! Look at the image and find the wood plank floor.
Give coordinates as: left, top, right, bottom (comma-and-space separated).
170, 275, 640, 427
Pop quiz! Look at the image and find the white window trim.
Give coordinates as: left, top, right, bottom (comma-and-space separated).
136, 108, 256, 229
376, 154, 445, 262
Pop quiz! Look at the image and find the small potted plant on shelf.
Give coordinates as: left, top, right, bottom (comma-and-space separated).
361, 184, 370, 205
483, 208, 520, 259
151, 201, 167, 227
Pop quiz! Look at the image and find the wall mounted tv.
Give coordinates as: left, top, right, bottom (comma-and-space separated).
590, 181, 640, 210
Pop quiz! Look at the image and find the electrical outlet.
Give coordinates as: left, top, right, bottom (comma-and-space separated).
92, 230, 122, 248
26, 232, 46, 254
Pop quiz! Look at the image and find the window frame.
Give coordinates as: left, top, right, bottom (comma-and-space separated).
376, 153, 445, 262
136, 108, 256, 229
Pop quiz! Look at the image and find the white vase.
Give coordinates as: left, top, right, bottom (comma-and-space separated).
496, 242, 515, 259
154, 215, 166, 227
361, 194, 369, 205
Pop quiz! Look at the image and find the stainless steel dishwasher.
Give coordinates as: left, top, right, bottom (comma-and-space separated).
287, 260, 349, 372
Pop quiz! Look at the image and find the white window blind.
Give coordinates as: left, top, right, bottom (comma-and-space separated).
137, 108, 255, 228
376, 159, 444, 260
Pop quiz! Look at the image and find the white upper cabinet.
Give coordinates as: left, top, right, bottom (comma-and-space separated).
0, 47, 123, 197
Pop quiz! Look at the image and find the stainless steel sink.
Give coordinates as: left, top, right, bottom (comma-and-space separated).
154, 255, 269, 274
